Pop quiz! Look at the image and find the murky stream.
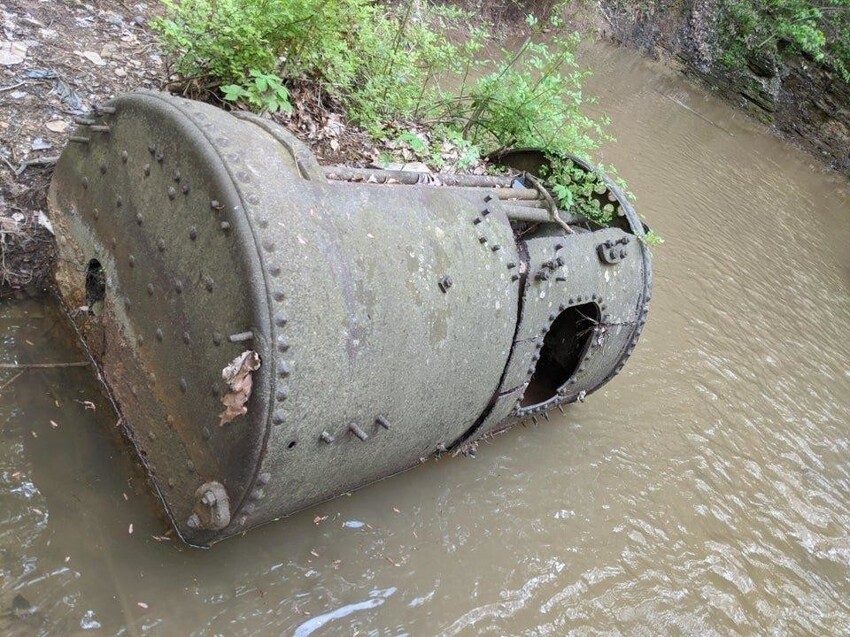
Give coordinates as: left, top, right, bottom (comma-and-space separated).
2, 42, 850, 636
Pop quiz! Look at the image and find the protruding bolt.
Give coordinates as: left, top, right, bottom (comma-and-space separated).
90, 125, 111, 133
348, 423, 368, 441
69, 136, 90, 144
210, 200, 222, 210
228, 331, 254, 343
482, 208, 491, 216
436, 443, 447, 453
473, 217, 482, 225
376, 415, 391, 430
257, 472, 271, 485
491, 244, 501, 252
320, 431, 335, 444
478, 237, 487, 244
438, 275, 453, 293
186, 513, 201, 529
507, 262, 516, 269
483, 194, 493, 203
201, 490, 217, 506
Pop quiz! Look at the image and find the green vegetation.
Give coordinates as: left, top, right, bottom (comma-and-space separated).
717, 0, 850, 83
154, 0, 643, 232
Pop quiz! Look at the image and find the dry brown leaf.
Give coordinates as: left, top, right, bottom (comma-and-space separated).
218, 351, 261, 426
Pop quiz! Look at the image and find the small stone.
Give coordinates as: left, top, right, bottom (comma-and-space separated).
82, 51, 105, 66
45, 120, 69, 133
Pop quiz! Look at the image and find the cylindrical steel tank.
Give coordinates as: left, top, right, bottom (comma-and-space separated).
48, 91, 652, 545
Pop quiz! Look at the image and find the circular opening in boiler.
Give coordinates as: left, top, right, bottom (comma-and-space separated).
520, 302, 600, 407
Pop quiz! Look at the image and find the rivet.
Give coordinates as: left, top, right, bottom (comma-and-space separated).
473, 217, 482, 225
110, 237, 116, 248
128, 255, 135, 267
528, 367, 535, 374
258, 219, 269, 229
247, 193, 260, 205
148, 143, 156, 154
136, 335, 144, 346
376, 415, 391, 429
173, 170, 181, 182
274, 314, 288, 327
263, 240, 275, 252
69, 136, 90, 144
189, 227, 198, 241
174, 280, 183, 294
136, 213, 143, 225
147, 430, 154, 440
491, 244, 501, 252
187, 460, 195, 472
555, 243, 563, 250
182, 184, 191, 195
147, 283, 154, 296
210, 200, 221, 210
549, 312, 556, 321
182, 331, 191, 345
121, 150, 128, 163
482, 208, 491, 216
276, 336, 290, 352
269, 265, 281, 277
204, 277, 214, 292
93, 208, 99, 219
158, 238, 166, 252
167, 478, 174, 488
167, 415, 175, 426
144, 164, 151, 177
257, 473, 271, 485
576, 296, 583, 302
273, 290, 284, 302
81, 177, 89, 189
155, 150, 164, 163
168, 186, 176, 200
558, 303, 566, 311
211, 386, 220, 398
568, 298, 574, 304
511, 274, 519, 281
220, 221, 231, 231
320, 431, 335, 444
272, 412, 285, 425
99, 163, 107, 175
276, 387, 289, 402
156, 328, 164, 342
507, 262, 516, 269
278, 361, 291, 377
479, 237, 487, 244
116, 196, 122, 208
348, 423, 368, 441
179, 378, 188, 393
483, 195, 493, 203
213, 333, 223, 346
250, 489, 263, 500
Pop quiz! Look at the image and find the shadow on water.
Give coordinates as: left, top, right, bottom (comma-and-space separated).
1, 41, 850, 636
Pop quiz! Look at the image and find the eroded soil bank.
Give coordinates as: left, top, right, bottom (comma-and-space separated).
596, 0, 850, 175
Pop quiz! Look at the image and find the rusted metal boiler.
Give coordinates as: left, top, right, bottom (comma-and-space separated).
48, 91, 652, 546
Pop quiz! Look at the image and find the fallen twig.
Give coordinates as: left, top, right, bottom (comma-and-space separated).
0, 362, 90, 369
0, 370, 27, 393
0, 81, 26, 93
15, 155, 60, 177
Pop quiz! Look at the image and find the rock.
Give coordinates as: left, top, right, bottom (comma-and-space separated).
132, 15, 146, 27
82, 50, 105, 66
45, 120, 69, 133
31, 138, 52, 151
0, 40, 27, 65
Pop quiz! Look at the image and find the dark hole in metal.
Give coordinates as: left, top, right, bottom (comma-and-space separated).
521, 302, 599, 407
287, 440, 297, 449
85, 259, 106, 310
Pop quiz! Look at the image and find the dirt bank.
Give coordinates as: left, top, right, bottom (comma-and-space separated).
596, 0, 850, 176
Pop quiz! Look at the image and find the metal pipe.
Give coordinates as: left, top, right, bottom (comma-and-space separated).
323, 165, 518, 188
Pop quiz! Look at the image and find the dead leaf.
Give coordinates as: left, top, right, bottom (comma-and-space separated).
218, 351, 261, 425
45, 120, 68, 133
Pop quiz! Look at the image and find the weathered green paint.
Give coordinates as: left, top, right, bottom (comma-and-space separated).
49, 92, 652, 545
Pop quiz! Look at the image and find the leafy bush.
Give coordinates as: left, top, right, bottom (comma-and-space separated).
154, 0, 638, 231
718, 0, 850, 83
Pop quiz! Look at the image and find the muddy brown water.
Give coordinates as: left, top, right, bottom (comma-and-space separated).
2, 42, 850, 636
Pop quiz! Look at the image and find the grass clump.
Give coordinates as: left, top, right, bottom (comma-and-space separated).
154, 0, 636, 230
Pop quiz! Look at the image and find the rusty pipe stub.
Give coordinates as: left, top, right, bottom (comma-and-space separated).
48, 91, 652, 546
